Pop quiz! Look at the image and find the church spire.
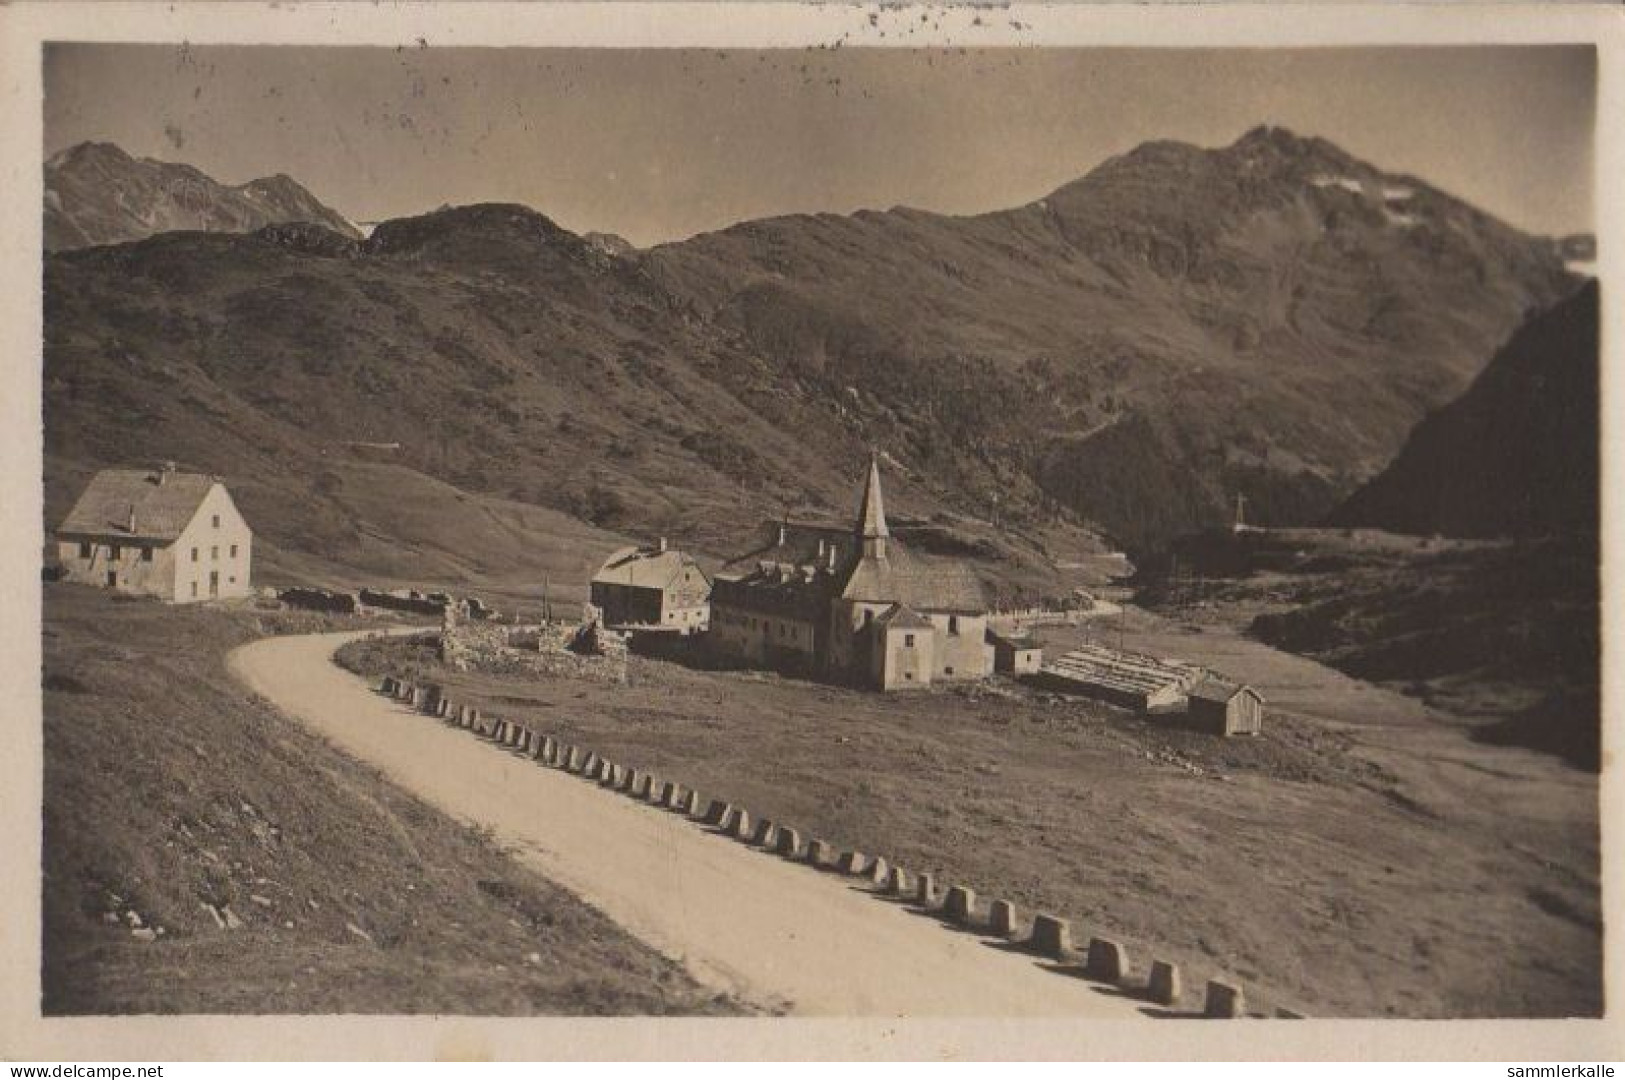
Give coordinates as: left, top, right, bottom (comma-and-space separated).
856, 453, 889, 558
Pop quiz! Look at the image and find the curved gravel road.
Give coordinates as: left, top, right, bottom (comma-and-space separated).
229, 629, 1145, 1018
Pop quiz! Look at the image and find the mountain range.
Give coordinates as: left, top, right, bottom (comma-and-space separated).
45, 142, 362, 252
41, 129, 1585, 594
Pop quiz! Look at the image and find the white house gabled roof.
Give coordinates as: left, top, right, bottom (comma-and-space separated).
57, 467, 228, 543
590, 544, 708, 590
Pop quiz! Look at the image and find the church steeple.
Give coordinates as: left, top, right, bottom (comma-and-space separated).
856, 453, 889, 559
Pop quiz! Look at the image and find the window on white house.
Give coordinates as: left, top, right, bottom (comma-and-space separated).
949, 616, 960, 635
191, 582, 198, 598
211, 546, 218, 560
141, 548, 153, 563
904, 634, 915, 648
230, 544, 238, 558
191, 547, 198, 563
109, 544, 121, 561
212, 514, 220, 528
78, 541, 90, 559
946, 666, 956, 676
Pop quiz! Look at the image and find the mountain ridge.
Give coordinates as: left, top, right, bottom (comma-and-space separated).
42, 127, 1578, 591
45, 141, 362, 252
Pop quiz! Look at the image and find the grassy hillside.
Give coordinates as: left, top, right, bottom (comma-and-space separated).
43, 210, 1107, 599
44, 454, 637, 602
41, 584, 741, 1015
336, 622, 1600, 1018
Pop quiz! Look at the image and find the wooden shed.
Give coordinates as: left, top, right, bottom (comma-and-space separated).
1186, 678, 1265, 736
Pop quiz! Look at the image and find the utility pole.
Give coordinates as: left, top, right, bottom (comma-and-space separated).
1233, 493, 1248, 534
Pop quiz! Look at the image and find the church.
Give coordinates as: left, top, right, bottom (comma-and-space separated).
707, 458, 993, 690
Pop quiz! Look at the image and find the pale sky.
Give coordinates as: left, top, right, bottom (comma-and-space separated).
43, 44, 1595, 246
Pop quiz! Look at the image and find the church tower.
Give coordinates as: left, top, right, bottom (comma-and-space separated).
856, 453, 889, 560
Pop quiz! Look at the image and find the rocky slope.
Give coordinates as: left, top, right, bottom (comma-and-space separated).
45, 142, 362, 252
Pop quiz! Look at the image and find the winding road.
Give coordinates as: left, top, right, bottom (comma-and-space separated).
229, 630, 1145, 1017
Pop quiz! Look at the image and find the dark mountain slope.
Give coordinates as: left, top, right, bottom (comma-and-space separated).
644, 126, 1575, 552
45, 142, 362, 251
1329, 280, 1599, 538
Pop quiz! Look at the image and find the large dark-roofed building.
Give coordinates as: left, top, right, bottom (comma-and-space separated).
709, 457, 993, 689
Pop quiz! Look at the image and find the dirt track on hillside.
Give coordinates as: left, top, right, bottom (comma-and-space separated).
229, 630, 1147, 1017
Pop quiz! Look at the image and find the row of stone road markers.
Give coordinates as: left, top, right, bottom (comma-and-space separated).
376, 674, 1304, 1019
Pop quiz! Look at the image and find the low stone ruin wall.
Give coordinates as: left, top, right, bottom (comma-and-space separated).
358, 588, 449, 616
440, 620, 520, 672
277, 587, 360, 614
440, 619, 627, 683
276, 582, 503, 621
375, 670, 1307, 1019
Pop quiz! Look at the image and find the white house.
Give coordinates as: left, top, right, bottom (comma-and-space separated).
588, 539, 712, 635
55, 465, 254, 603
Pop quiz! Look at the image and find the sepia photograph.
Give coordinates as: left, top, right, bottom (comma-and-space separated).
2, 0, 1618, 1063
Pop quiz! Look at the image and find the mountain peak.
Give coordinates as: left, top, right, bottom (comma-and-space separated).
1231, 123, 1302, 149
369, 202, 570, 243
243, 173, 304, 192
46, 140, 135, 171
585, 231, 636, 258
1225, 124, 1367, 174
363, 202, 597, 270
